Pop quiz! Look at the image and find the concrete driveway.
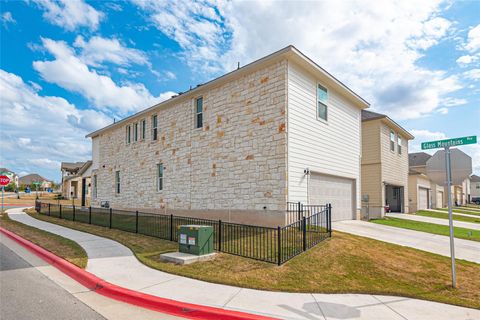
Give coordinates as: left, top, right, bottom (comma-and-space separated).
333, 220, 480, 264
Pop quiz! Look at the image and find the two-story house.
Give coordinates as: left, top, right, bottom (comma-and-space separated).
471, 175, 480, 203
86, 46, 369, 226
360, 110, 414, 218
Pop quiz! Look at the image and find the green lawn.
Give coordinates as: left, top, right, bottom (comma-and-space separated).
438, 208, 480, 217
0, 212, 87, 268
416, 210, 480, 224
371, 217, 480, 242
15, 209, 480, 309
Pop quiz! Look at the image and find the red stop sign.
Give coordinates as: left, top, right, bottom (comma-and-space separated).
0, 175, 11, 186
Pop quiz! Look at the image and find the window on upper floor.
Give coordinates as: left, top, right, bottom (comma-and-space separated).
134, 122, 138, 142
195, 97, 203, 129
390, 130, 395, 152
317, 84, 328, 121
152, 114, 158, 140
126, 125, 131, 144
397, 135, 402, 154
141, 119, 146, 140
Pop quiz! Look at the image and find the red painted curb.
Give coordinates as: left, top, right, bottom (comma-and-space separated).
0, 227, 277, 320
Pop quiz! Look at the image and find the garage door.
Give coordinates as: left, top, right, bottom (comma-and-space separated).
308, 173, 354, 221
436, 191, 443, 209
418, 188, 429, 210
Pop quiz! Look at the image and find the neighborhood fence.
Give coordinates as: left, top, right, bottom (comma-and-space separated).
35, 201, 331, 265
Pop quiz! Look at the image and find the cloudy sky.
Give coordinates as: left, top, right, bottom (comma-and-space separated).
1, 0, 479, 181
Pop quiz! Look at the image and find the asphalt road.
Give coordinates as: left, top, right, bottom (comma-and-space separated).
0, 242, 105, 320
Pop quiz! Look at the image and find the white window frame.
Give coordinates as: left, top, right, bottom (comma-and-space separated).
157, 163, 164, 191
397, 135, 402, 155
390, 130, 395, 152
115, 171, 120, 194
316, 84, 328, 122
195, 97, 203, 129
152, 114, 158, 141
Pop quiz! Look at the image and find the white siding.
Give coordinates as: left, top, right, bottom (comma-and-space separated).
287, 61, 361, 212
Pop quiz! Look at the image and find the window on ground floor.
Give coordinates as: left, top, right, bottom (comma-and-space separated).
157, 163, 163, 191
93, 175, 97, 198
115, 171, 120, 194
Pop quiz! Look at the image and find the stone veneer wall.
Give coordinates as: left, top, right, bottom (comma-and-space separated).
92, 60, 288, 225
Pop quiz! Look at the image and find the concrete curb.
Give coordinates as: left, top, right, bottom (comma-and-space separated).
0, 227, 277, 320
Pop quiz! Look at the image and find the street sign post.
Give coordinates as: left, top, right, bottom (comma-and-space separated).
0, 175, 11, 213
422, 136, 476, 288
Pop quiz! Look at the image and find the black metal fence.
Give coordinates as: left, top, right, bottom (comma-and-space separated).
35, 201, 331, 265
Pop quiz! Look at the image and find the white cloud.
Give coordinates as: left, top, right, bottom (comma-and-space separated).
441, 97, 467, 107
33, 0, 103, 31
463, 68, 480, 81
134, 0, 461, 120
2, 11, 16, 28
73, 36, 149, 67
33, 38, 175, 114
456, 54, 479, 65
465, 24, 480, 52
0, 69, 112, 181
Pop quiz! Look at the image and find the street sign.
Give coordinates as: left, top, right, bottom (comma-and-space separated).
0, 175, 10, 186
421, 136, 477, 150
426, 149, 472, 185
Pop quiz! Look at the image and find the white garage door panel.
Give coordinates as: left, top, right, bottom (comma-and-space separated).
418, 188, 428, 210
309, 173, 354, 221
436, 191, 443, 209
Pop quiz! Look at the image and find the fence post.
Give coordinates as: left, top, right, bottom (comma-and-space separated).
327, 203, 332, 236
109, 208, 112, 228
170, 214, 173, 241
277, 226, 281, 266
59, 204, 62, 219
48, 203, 51, 216
303, 216, 307, 251
135, 210, 139, 233
89, 207, 92, 224
73, 205, 76, 221
218, 220, 222, 252
297, 201, 301, 221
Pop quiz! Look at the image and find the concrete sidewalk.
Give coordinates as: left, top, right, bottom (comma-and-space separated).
7, 208, 480, 320
333, 220, 480, 264
385, 213, 480, 231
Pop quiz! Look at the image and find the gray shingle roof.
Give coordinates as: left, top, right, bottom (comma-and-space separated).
361, 110, 386, 121
19, 173, 49, 185
409, 152, 432, 167
471, 175, 480, 182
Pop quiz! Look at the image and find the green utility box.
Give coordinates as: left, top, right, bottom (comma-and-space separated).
178, 225, 214, 256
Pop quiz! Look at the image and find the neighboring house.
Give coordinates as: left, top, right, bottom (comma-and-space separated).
360, 110, 414, 218
61, 161, 92, 206
86, 45, 370, 226
408, 152, 471, 210
471, 175, 480, 203
0, 167, 19, 188
19, 173, 51, 191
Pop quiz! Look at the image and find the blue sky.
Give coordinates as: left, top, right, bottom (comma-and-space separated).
1, 0, 479, 182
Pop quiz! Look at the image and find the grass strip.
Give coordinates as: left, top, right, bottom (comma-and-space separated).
371, 217, 480, 242
415, 210, 480, 224
0, 212, 87, 268
438, 208, 480, 217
